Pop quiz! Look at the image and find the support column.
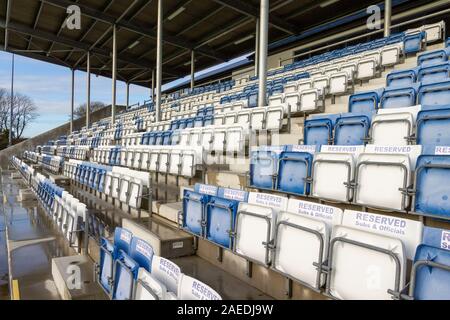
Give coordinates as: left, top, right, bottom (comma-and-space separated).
258, 0, 269, 107
9, 53, 14, 147
384, 0, 392, 37
151, 69, 155, 102
255, 18, 259, 78
155, 0, 163, 122
112, 24, 117, 124
70, 68, 75, 133
190, 50, 195, 90
126, 82, 130, 109
86, 51, 91, 128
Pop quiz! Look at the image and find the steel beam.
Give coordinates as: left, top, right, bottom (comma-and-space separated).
385, 0, 392, 37
211, 0, 299, 35
111, 24, 117, 124
258, 0, 268, 107
86, 51, 91, 128
155, 0, 163, 122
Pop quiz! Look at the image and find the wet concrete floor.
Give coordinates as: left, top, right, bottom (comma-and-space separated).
0, 170, 76, 300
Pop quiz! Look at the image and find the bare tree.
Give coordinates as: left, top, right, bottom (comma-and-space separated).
73, 101, 106, 119
0, 88, 38, 141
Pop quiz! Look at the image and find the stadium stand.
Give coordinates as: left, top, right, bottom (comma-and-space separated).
7, 13, 450, 300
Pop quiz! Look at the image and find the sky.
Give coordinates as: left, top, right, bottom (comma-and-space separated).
0, 51, 248, 138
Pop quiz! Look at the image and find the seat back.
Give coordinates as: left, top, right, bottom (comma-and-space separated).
413, 154, 450, 218
329, 209, 423, 300
249, 147, 284, 189
112, 251, 139, 300
418, 80, 450, 106
151, 255, 181, 295
334, 113, 371, 145
349, 89, 383, 113
273, 199, 343, 288
235, 192, 288, 265
130, 237, 154, 272
416, 105, 450, 146
380, 86, 417, 109
412, 226, 450, 300
386, 69, 417, 87
418, 62, 450, 83
276, 151, 313, 195
177, 274, 222, 300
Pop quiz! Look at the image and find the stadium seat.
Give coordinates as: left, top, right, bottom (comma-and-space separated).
311, 145, 364, 202
418, 80, 450, 106
415, 105, 450, 146
411, 154, 450, 219
403, 31, 425, 54
112, 250, 139, 300
386, 69, 417, 87
129, 237, 154, 272
273, 199, 343, 289
249, 147, 283, 190
134, 268, 167, 300
402, 226, 450, 300
150, 255, 181, 295
206, 188, 248, 249
326, 210, 423, 300
234, 192, 288, 266
276, 149, 313, 196
352, 145, 422, 210
418, 48, 450, 67
380, 85, 418, 109
349, 89, 384, 114
182, 184, 218, 236
369, 105, 421, 145
333, 113, 371, 145
418, 62, 450, 83
304, 114, 339, 146
177, 274, 222, 300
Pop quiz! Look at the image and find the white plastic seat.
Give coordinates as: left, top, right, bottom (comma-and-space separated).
266, 106, 284, 131
135, 268, 167, 300
235, 192, 287, 265
284, 93, 300, 112
328, 210, 423, 300
370, 106, 421, 146
177, 274, 221, 300
357, 57, 378, 80
224, 112, 236, 125
353, 145, 422, 211
150, 256, 180, 296
311, 145, 364, 202
381, 44, 403, 66
250, 108, 266, 131
300, 88, 322, 112
312, 76, 329, 95
329, 72, 349, 95
236, 110, 251, 126
273, 199, 343, 289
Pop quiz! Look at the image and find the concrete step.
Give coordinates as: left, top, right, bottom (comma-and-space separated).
122, 216, 195, 259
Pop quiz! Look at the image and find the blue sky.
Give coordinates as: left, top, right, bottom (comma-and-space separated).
0, 51, 248, 138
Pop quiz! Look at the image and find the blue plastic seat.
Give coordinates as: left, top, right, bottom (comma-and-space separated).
185, 118, 195, 129
418, 62, 450, 83
418, 48, 450, 67
182, 184, 218, 236
304, 115, 339, 146
333, 113, 371, 145
204, 115, 214, 126
404, 31, 425, 54
408, 227, 450, 300
276, 151, 313, 196
249, 150, 279, 190
380, 85, 418, 109
349, 89, 384, 114
112, 251, 139, 300
162, 131, 172, 145
413, 155, 450, 218
418, 80, 450, 106
386, 69, 417, 87
416, 105, 450, 146
129, 237, 154, 272
248, 91, 258, 108
206, 188, 248, 249
194, 116, 204, 127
